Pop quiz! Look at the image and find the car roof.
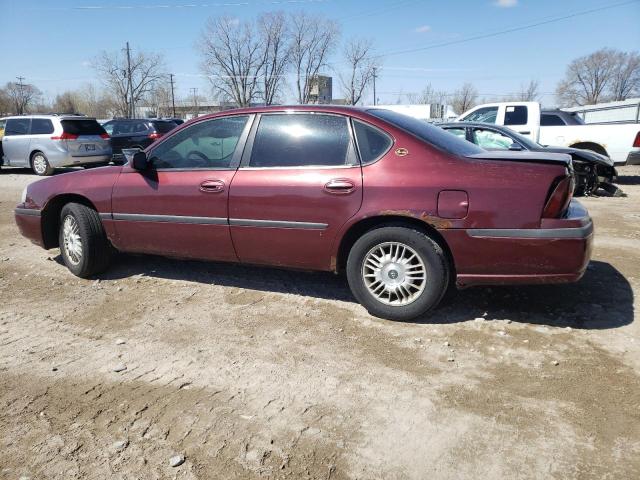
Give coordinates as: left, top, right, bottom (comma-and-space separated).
191, 105, 367, 122
1, 114, 96, 120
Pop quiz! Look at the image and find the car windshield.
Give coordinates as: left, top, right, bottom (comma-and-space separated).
368, 109, 483, 156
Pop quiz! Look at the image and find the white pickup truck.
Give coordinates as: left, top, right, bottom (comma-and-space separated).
456, 101, 640, 166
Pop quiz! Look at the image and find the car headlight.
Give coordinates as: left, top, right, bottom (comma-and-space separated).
20, 186, 28, 204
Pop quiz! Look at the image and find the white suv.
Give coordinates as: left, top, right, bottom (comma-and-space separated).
0, 115, 112, 175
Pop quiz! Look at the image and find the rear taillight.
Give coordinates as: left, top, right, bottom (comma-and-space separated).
51, 132, 79, 140
100, 133, 110, 139
148, 132, 162, 140
542, 175, 574, 218
633, 131, 640, 148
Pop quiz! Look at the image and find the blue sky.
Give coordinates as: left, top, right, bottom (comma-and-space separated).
0, 0, 638, 107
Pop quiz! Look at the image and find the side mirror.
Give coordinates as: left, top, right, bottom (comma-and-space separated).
508, 143, 523, 151
131, 151, 149, 170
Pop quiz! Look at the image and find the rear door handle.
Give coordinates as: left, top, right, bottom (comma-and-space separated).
324, 179, 356, 195
200, 179, 225, 193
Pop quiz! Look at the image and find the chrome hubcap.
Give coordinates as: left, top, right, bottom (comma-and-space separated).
362, 242, 427, 306
33, 154, 47, 174
62, 215, 83, 265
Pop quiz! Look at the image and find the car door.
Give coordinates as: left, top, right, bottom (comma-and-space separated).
110, 114, 253, 261
2, 118, 32, 166
502, 103, 540, 141
228, 112, 363, 270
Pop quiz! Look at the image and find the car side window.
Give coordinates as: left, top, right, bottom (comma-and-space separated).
443, 128, 466, 139
461, 107, 498, 124
102, 122, 114, 135
353, 120, 392, 164
504, 106, 528, 126
541, 114, 566, 126
4, 118, 30, 136
133, 122, 148, 133
113, 122, 130, 135
472, 128, 514, 150
148, 115, 249, 170
30, 119, 54, 135
250, 114, 352, 168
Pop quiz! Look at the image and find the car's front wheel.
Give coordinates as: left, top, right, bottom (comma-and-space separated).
346, 226, 449, 321
58, 203, 113, 278
31, 151, 54, 176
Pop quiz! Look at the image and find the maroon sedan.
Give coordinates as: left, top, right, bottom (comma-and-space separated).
15, 106, 593, 320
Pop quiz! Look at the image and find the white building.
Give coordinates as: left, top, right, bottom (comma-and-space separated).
370, 104, 457, 122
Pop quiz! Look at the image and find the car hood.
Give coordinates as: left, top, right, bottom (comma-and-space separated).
536, 145, 614, 167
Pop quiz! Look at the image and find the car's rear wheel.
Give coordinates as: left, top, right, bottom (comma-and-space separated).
346, 226, 449, 321
58, 203, 112, 278
31, 151, 54, 176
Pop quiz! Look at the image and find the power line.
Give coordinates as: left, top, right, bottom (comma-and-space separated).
30, 0, 331, 11
374, 0, 640, 60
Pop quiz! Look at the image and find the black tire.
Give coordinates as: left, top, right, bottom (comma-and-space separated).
31, 151, 54, 176
58, 203, 112, 278
346, 226, 449, 321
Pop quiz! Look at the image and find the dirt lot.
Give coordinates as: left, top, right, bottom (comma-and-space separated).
1, 166, 639, 480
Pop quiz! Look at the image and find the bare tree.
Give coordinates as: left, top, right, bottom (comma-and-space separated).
450, 82, 478, 115
147, 81, 173, 117
258, 12, 290, 105
199, 16, 265, 107
93, 48, 165, 117
517, 79, 540, 102
339, 38, 378, 105
0, 88, 14, 115
4, 81, 42, 114
406, 83, 447, 105
289, 12, 339, 104
609, 50, 640, 101
53, 91, 80, 114
555, 48, 617, 106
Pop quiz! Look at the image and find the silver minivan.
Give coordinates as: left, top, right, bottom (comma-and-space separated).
0, 115, 112, 175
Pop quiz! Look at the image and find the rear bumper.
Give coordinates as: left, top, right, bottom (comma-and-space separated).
625, 150, 640, 166
49, 153, 112, 168
443, 200, 594, 288
15, 207, 45, 248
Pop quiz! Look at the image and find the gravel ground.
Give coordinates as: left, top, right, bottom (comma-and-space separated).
1, 166, 639, 480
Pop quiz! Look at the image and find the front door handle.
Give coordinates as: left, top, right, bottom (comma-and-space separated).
200, 179, 225, 193
324, 179, 356, 194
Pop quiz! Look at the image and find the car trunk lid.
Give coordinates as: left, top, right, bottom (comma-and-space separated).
59, 119, 111, 157
466, 150, 571, 167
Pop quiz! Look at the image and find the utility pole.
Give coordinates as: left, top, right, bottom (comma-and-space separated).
16, 76, 26, 114
169, 73, 176, 117
372, 67, 378, 106
190, 87, 198, 117
125, 42, 134, 118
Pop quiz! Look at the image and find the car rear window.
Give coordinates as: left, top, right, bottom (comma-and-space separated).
368, 109, 483, 157
61, 119, 106, 136
153, 121, 177, 134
